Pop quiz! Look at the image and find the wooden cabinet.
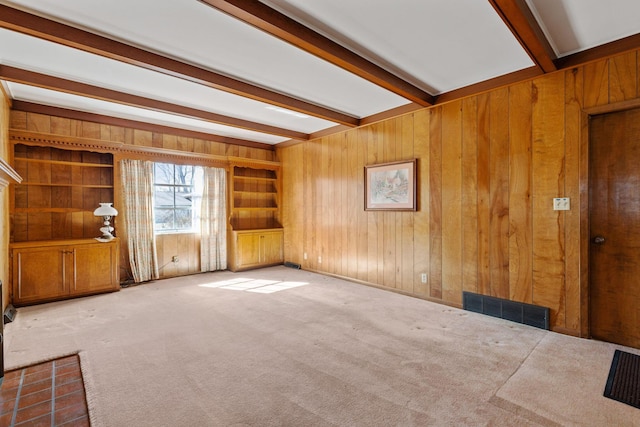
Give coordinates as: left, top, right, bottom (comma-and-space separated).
11, 238, 119, 306
228, 229, 283, 272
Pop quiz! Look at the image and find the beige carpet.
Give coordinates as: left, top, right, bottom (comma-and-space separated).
5, 267, 639, 426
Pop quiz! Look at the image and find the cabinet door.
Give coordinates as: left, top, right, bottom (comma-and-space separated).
13, 247, 66, 305
261, 231, 283, 265
236, 233, 261, 268
72, 242, 118, 295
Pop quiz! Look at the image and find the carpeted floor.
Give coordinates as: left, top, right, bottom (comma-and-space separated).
4, 267, 640, 426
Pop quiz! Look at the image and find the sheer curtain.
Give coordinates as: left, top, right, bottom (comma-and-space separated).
200, 166, 227, 272
120, 159, 159, 282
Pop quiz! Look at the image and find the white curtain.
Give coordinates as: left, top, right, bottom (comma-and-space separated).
200, 167, 227, 272
120, 159, 159, 282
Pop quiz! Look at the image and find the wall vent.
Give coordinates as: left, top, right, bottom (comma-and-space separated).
284, 261, 301, 269
462, 291, 550, 330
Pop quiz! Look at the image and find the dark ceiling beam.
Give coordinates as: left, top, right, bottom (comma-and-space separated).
0, 65, 308, 141
489, 0, 557, 73
0, 4, 358, 127
11, 101, 274, 150
198, 0, 435, 106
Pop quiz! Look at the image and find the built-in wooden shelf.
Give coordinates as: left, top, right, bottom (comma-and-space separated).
12, 143, 114, 242
18, 182, 113, 188
227, 159, 283, 271
15, 158, 113, 168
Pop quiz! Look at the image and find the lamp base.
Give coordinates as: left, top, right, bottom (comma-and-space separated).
95, 235, 115, 242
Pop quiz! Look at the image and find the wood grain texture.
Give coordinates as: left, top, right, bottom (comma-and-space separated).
609, 51, 637, 102
1, 87, 11, 312
429, 108, 443, 299
476, 93, 491, 296
508, 81, 533, 304
441, 101, 462, 303
279, 48, 640, 335
531, 72, 566, 328
461, 97, 478, 294
564, 67, 584, 333
413, 110, 430, 297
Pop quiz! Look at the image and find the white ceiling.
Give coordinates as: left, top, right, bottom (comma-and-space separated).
1, 0, 640, 147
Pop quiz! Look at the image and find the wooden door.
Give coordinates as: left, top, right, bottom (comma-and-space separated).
589, 108, 640, 348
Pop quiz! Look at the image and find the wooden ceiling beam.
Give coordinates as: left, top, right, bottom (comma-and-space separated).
0, 65, 308, 141
0, 4, 358, 127
198, 0, 435, 106
12, 101, 275, 150
489, 0, 557, 72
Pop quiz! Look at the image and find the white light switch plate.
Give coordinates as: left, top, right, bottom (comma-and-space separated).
553, 197, 570, 211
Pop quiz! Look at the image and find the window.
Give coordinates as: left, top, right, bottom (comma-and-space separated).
153, 163, 202, 232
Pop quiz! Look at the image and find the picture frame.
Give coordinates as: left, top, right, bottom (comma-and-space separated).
364, 159, 417, 211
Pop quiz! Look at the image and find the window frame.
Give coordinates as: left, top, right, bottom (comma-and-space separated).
152, 162, 201, 234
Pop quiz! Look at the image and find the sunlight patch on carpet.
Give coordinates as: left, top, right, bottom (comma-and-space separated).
199, 278, 308, 293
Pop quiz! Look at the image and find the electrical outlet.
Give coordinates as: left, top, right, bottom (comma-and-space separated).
172, 255, 179, 263
421, 273, 427, 283
303, 252, 308, 260
318, 256, 322, 264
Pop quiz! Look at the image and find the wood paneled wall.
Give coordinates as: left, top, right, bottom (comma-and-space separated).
9, 110, 275, 281
155, 233, 201, 279
9, 111, 276, 162
1, 87, 11, 309
279, 49, 640, 336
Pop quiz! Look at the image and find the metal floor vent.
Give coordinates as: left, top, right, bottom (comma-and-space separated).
462, 291, 550, 330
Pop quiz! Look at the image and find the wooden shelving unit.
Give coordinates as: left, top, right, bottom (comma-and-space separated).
12, 144, 114, 242
9, 143, 120, 306
229, 159, 282, 230
227, 158, 283, 271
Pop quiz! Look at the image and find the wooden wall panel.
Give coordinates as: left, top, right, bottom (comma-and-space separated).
583, 60, 609, 108
489, 88, 510, 300
400, 115, 414, 294
1, 87, 11, 311
413, 109, 430, 297
366, 125, 381, 285
382, 120, 397, 289
461, 97, 478, 294
508, 81, 533, 304
532, 72, 566, 328
441, 101, 462, 303
564, 67, 584, 333
476, 93, 491, 296
356, 128, 368, 283
280, 47, 640, 335
609, 51, 637, 102
428, 109, 442, 299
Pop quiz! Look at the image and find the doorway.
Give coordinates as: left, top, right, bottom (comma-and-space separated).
589, 108, 640, 349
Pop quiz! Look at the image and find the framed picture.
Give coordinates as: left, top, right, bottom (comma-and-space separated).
364, 159, 417, 211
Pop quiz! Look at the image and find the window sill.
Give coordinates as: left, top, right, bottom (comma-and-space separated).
154, 230, 199, 236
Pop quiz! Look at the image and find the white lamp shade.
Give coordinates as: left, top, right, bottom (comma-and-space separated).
94, 202, 118, 217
